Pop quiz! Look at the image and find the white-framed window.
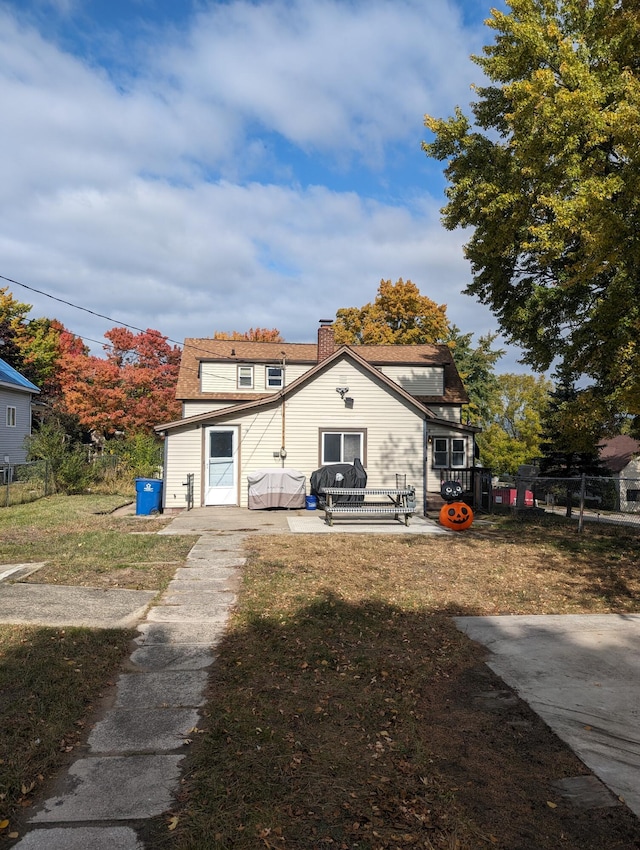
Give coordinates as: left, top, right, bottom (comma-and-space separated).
432, 437, 466, 468
451, 438, 465, 467
320, 429, 366, 465
6, 406, 16, 427
237, 365, 254, 389
266, 365, 284, 389
433, 437, 448, 468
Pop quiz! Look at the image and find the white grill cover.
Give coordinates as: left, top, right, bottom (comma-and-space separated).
247, 468, 306, 510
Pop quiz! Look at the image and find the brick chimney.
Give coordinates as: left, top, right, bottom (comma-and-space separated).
317, 320, 335, 362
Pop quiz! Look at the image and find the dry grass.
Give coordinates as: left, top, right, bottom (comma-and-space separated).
0, 494, 196, 590
145, 516, 640, 850
0, 625, 133, 835
241, 518, 640, 617
0, 495, 197, 840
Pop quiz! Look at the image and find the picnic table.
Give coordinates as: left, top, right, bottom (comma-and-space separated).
321, 486, 416, 526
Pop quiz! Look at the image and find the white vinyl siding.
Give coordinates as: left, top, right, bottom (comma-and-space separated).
379, 365, 444, 395
164, 358, 427, 508
163, 425, 206, 510
200, 362, 312, 393
270, 358, 425, 507
426, 405, 462, 423
183, 401, 237, 417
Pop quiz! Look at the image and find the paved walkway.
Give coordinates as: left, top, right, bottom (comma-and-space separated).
13, 525, 249, 849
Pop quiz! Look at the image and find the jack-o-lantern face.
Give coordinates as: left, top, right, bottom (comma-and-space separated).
439, 501, 474, 531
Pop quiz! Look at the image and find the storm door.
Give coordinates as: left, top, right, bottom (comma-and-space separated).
204, 426, 238, 505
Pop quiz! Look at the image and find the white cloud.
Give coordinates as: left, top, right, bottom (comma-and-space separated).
157, 0, 481, 163
0, 0, 524, 372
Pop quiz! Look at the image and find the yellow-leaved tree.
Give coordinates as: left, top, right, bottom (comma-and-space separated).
334, 278, 449, 345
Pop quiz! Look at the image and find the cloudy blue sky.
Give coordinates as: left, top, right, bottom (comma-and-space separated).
0, 0, 522, 368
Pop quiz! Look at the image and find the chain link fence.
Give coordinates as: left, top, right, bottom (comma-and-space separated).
0, 460, 51, 507
507, 474, 640, 531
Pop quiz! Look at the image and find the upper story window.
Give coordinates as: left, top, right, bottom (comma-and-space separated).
6, 406, 16, 427
266, 366, 284, 389
320, 429, 366, 465
237, 365, 254, 389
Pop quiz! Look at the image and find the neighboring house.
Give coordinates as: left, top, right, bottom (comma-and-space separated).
155, 322, 480, 514
599, 435, 640, 513
0, 357, 40, 466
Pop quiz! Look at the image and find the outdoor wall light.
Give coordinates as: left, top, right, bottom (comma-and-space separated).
335, 386, 349, 399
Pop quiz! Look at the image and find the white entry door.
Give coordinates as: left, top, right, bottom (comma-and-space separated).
205, 427, 238, 505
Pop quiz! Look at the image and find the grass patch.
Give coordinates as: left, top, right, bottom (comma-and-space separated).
0, 495, 196, 590
145, 518, 640, 849
0, 625, 134, 832
0, 494, 197, 840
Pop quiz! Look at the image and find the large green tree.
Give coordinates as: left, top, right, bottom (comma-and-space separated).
424, 0, 640, 434
445, 325, 503, 424
478, 372, 552, 476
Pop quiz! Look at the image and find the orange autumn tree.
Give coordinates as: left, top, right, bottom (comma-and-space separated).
59, 328, 181, 435
213, 327, 283, 342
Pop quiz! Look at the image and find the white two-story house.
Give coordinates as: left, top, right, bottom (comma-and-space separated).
156, 322, 480, 513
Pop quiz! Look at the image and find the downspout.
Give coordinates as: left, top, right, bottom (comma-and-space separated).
280, 353, 287, 468
423, 419, 428, 516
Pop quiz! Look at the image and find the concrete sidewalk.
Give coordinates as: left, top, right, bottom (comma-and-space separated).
0, 584, 155, 628
456, 614, 640, 819
13, 529, 247, 850
157, 504, 448, 535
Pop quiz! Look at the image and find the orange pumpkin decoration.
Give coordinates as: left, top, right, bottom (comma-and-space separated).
439, 501, 474, 531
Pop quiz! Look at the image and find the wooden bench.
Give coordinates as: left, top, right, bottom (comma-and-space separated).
321, 487, 416, 526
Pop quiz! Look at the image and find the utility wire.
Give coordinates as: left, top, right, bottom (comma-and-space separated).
1, 272, 292, 385
1, 273, 179, 345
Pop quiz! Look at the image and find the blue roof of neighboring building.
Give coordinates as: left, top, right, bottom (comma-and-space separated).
0, 357, 40, 394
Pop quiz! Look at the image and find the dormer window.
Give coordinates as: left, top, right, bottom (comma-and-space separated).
266, 366, 284, 389
237, 365, 254, 389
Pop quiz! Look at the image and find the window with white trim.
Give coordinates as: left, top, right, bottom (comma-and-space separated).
320, 430, 366, 465
432, 437, 466, 468
433, 438, 448, 467
6, 406, 16, 427
451, 438, 465, 467
266, 365, 283, 389
237, 365, 254, 389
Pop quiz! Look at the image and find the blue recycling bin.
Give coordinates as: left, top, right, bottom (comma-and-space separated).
135, 478, 163, 515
